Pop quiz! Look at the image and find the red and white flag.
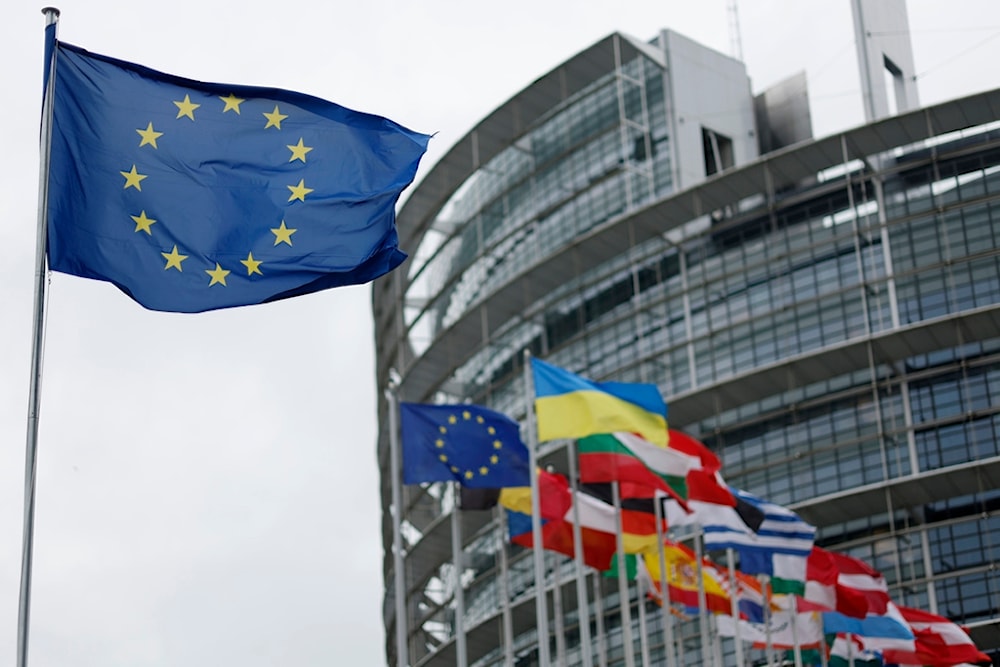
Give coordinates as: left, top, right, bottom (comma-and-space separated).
879, 606, 990, 667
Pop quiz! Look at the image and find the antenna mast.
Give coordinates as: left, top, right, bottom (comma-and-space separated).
727, 0, 744, 61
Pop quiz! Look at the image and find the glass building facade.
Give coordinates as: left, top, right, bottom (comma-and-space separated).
373, 28, 1000, 667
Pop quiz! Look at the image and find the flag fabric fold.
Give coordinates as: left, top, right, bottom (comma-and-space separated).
531, 358, 668, 445
47, 42, 430, 312
400, 403, 530, 487
803, 546, 887, 619
823, 601, 914, 642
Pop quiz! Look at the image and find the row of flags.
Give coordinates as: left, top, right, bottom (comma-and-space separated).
397, 357, 990, 667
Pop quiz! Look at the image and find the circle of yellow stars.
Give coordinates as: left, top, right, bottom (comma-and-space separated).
122, 90, 318, 289
434, 410, 507, 481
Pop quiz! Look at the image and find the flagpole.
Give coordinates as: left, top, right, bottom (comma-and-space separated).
636, 572, 651, 667
496, 507, 515, 667
726, 548, 746, 667
384, 378, 409, 667
593, 574, 609, 667
790, 593, 804, 667
611, 482, 637, 667
566, 442, 595, 667
450, 483, 468, 667
522, 351, 551, 666
761, 575, 775, 667
693, 529, 713, 667
550, 551, 567, 666
654, 501, 678, 667
19, 10, 60, 667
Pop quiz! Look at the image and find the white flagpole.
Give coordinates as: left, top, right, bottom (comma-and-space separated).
726, 548, 746, 667
611, 482, 637, 667
19, 10, 60, 667
496, 507, 515, 667
451, 483, 468, 667
384, 378, 409, 667
593, 574, 609, 667
790, 593, 804, 667
761, 575, 775, 667
654, 501, 678, 667
636, 571, 651, 667
693, 529, 712, 667
551, 550, 567, 666
522, 351, 551, 666
711, 614, 724, 667
566, 442, 595, 667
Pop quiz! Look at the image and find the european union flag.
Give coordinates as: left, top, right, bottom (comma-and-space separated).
45, 40, 430, 313
400, 403, 531, 488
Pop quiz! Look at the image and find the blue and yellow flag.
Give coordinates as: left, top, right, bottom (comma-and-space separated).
45, 39, 430, 313
399, 403, 530, 488
531, 357, 669, 445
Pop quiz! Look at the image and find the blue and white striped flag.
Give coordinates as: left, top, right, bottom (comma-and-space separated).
697, 488, 816, 593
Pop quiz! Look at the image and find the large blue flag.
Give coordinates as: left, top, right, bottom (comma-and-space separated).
45, 39, 430, 312
400, 403, 531, 488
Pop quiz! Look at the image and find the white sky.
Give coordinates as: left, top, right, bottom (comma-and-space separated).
1, 1, 999, 665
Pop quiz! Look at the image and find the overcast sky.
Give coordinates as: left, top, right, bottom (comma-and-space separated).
2, 1, 999, 665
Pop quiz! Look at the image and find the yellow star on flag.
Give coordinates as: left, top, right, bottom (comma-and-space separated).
287, 179, 313, 202
130, 210, 156, 234
206, 263, 231, 286
161, 245, 188, 271
240, 251, 263, 276
219, 93, 245, 114
287, 138, 313, 163
173, 94, 200, 120
270, 220, 297, 246
136, 122, 163, 148
263, 105, 288, 129
120, 165, 147, 191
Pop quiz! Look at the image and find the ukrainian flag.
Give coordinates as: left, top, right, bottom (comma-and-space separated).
531, 358, 668, 446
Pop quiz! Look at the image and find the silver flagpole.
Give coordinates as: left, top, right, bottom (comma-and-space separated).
550, 551, 567, 666
19, 9, 60, 667
384, 378, 409, 666
761, 575, 775, 667
654, 501, 677, 667
790, 593, 804, 667
726, 548, 746, 667
593, 573, 609, 667
711, 614, 724, 667
522, 351, 551, 666
636, 570, 651, 667
611, 482, 637, 667
693, 529, 712, 667
496, 507, 515, 667
566, 442, 595, 667
451, 483, 468, 667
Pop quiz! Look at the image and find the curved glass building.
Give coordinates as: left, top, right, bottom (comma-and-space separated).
374, 19, 1000, 667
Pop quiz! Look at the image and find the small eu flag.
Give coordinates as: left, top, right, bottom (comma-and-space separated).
45, 40, 430, 313
400, 403, 531, 488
